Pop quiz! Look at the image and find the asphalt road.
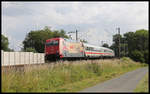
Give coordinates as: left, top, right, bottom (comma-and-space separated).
80, 67, 148, 92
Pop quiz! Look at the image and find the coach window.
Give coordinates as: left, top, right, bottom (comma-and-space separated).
86, 47, 88, 50
104, 50, 107, 52
46, 41, 53, 46
90, 47, 94, 51
53, 41, 59, 45
88, 47, 91, 50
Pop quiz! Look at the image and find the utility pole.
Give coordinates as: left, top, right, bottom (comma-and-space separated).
117, 27, 120, 59
76, 29, 78, 42
68, 29, 78, 42
124, 40, 126, 57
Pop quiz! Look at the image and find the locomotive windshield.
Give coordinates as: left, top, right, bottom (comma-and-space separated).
46, 40, 59, 46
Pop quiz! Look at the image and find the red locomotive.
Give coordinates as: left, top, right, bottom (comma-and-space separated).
45, 37, 114, 60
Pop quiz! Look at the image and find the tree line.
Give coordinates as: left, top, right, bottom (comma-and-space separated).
1, 27, 148, 64
109, 29, 149, 64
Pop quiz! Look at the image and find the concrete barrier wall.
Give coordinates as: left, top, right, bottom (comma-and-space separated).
1, 50, 45, 66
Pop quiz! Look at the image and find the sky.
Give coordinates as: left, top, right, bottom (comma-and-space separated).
2, 1, 149, 51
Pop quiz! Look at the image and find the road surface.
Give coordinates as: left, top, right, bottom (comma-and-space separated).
80, 67, 148, 92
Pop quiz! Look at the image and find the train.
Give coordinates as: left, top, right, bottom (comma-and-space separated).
45, 37, 115, 60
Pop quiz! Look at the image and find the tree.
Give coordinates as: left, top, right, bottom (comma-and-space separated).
23, 26, 69, 53
134, 29, 148, 51
1, 34, 14, 51
1, 34, 12, 51
111, 34, 123, 57
80, 39, 88, 43
102, 43, 109, 48
60, 29, 68, 38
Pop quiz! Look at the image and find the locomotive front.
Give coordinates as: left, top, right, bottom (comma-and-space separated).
45, 38, 60, 60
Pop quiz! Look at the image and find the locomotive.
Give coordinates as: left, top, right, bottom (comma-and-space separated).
45, 37, 114, 60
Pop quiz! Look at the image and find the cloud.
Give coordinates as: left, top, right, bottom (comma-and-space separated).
2, 2, 148, 51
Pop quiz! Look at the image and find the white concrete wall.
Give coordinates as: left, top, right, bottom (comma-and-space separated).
1, 50, 45, 66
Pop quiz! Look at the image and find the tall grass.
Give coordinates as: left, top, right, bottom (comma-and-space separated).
2, 57, 147, 92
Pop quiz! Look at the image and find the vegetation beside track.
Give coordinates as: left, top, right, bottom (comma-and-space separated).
2, 57, 148, 92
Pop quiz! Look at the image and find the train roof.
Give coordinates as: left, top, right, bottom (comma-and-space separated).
64, 38, 78, 43
83, 43, 113, 51
46, 37, 63, 41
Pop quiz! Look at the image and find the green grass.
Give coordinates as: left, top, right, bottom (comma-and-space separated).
134, 73, 149, 92
2, 57, 148, 92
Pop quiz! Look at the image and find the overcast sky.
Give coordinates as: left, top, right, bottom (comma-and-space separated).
2, 1, 148, 51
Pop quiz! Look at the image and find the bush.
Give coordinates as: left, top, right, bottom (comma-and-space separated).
143, 50, 149, 64
25, 47, 37, 53
131, 50, 145, 63
121, 57, 131, 62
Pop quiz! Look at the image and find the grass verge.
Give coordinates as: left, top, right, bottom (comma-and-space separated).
134, 73, 149, 92
2, 57, 148, 92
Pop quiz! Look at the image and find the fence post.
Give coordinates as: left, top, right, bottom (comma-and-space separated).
40, 54, 42, 64
9, 52, 10, 66
29, 52, 30, 64
1, 50, 4, 66
40, 54, 42, 63
31, 52, 33, 64
33, 53, 34, 64
24, 52, 25, 65
37, 53, 38, 64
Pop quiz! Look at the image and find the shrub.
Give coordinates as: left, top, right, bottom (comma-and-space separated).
121, 57, 131, 62
143, 50, 149, 64
131, 50, 145, 63
25, 47, 37, 53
